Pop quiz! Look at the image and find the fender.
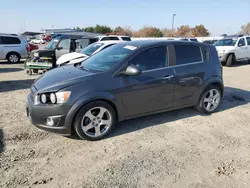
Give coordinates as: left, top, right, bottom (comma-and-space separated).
64, 91, 120, 127
200, 76, 224, 96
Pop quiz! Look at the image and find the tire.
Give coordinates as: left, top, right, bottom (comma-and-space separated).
7, 52, 20, 63
33, 69, 38, 74
26, 69, 32, 75
74, 101, 116, 141
196, 85, 222, 114
226, 54, 235, 67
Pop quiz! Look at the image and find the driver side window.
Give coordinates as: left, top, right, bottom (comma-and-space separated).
238, 38, 246, 47
129, 46, 168, 71
58, 39, 70, 49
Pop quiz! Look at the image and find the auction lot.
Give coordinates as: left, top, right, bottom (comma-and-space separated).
0, 62, 250, 188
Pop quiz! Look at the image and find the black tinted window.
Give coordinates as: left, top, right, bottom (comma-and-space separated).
121, 37, 131, 41
174, 45, 202, 65
202, 47, 210, 62
247, 37, 250, 46
190, 38, 198, 42
1, 36, 21, 44
130, 46, 168, 71
101, 37, 119, 41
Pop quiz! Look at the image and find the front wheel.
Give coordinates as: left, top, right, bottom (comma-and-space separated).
74, 101, 116, 141
226, 54, 235, 67
196, 85, 222, 114
7, 53, 20, 63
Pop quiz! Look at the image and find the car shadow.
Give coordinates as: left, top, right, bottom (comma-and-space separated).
0, 67, 23, 73
0, 129, 4, 153
231, 60, 250, 67
0, 79, 35, 93
108, 86, 250, 139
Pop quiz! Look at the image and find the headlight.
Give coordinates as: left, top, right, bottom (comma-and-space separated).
37, 91, 71, 104
50, 93, 57, 104
41, 94, 47, 103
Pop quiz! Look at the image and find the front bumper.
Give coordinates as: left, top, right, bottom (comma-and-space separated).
218, 53, 227, 62
26, 93, 72, 135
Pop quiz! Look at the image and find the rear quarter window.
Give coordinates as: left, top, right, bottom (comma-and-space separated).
121, 37, 131, 41
1, 36, 21, 44
174, 45, 202, 65
246, 37, 250, 46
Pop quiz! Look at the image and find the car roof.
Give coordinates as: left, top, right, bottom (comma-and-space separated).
119, 40, 210, 48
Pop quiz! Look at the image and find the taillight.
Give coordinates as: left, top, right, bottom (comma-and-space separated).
26, 44, 30, 52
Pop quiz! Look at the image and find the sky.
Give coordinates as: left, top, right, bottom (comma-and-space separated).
0, 0, 249, 36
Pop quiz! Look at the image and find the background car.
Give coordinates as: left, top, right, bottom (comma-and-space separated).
97, 35, 131, 42
30, 38, 46, 44
214, 35, 250, 66
203, 40, 218, 45
56, 41, 121, 66
0, 34, 29, 63
28, 43, 39, 52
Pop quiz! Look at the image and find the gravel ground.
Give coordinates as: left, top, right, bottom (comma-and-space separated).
0, 62, 250, 188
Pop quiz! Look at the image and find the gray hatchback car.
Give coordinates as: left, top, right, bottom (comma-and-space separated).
27, 40, 223, 141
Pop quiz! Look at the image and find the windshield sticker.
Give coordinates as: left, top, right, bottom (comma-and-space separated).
124, 45, 137, 51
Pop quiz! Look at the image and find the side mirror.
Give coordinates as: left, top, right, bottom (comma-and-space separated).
120, 64, 142, 76
57, 46, 63, 50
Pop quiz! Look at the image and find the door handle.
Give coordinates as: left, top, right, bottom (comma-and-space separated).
162, 75, 174, 80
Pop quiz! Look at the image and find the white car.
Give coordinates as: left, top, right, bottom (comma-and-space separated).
97, 35, 131, 42
56, 41, 121, 66
30, 38, 45, 44
215, 35, 250, 66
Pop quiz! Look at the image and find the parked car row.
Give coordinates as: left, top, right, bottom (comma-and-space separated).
27, 40, 224, 141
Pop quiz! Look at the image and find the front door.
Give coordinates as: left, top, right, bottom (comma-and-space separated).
235, 38, 248, 61
116, 45, 175, 118
55, 39, 71, 59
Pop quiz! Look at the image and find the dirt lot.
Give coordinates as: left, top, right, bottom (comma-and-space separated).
0, 62, 250, 188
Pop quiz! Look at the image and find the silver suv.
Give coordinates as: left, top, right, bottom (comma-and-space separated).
0, 34, 29, 63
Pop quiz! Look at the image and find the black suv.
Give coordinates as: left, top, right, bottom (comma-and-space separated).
27, 40, 223, 141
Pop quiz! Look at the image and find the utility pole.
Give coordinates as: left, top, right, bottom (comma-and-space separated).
172, 14, 176, 37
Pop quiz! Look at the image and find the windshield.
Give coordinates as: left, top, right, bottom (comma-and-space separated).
45, 39, 59, 49
80, 43, 136, 72
80, 43, 104, 56
214, 38, 237, 46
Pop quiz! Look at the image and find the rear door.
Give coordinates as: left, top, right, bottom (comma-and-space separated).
172, 44, 206, 107
55, 39, 71, 59
0, 37, 4, 59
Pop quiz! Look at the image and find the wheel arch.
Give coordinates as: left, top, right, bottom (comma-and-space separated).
200, 77, 224, 97
6, 51, 21, 59
65, 93, 120, 130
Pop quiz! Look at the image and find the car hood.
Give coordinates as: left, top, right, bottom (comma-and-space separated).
31, 48, 55, 58
33, 65, 95, 92
56, 52, 88, 65
215, 46, 235, 53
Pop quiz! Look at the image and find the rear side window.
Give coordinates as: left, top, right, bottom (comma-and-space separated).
190, 38, 198, 42
246, 37, 250, 46
174, 45, 202, 65
202, 47, 210, 62
1, 36, 21, 44
121, 37, 131, 41
130, 46, 168, 71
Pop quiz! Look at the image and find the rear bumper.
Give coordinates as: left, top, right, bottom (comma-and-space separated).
26, 94, 72, 135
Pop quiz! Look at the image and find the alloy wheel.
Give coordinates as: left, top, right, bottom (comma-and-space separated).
81, 107, 112, 138
203, 89, 221, 112
9, 54, 19, 63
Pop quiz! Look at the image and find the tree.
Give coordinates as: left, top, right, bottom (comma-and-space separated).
191, 24, 210, 37
75, 26, 81, 31
136, 26, 163, 37
113, 26, 132, 36
240, 22, 250, 35
162, 28, 175, 37
176, 25, 192, 37
94, 24, 112, 34
84, 27, 95, 32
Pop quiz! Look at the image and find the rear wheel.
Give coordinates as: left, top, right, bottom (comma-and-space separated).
7, 52, 20, 63
196, 85, 221, 114
26, 69, 32, 75
74, 101, 116, 141
226, 54, 235, 67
